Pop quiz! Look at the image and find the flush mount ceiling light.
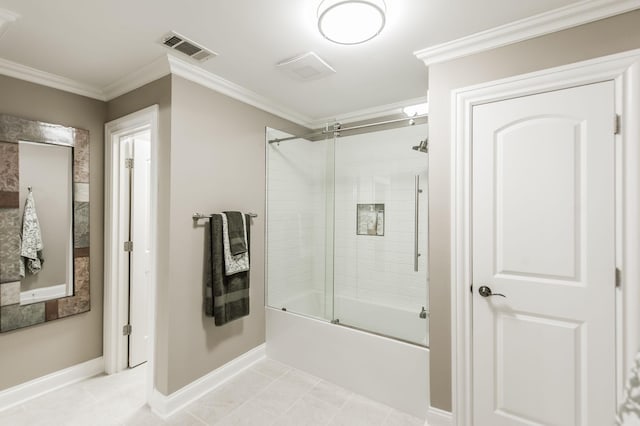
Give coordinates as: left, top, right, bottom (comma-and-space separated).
317, 0, 386, 45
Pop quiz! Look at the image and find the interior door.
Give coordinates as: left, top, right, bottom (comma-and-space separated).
128, 132, 151, 368
472, 81, 616, 425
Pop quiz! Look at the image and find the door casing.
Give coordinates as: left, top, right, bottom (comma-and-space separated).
103, 105, 159, 404
450, 49, 640, 426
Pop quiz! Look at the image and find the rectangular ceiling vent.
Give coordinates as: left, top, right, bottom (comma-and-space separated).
276, 52, 335, 81
160, 31, 217, 62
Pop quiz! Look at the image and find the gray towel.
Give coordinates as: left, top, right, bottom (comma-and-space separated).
20, 191, 44, 277
205, 214, 250, 325
223, 211, 247, 255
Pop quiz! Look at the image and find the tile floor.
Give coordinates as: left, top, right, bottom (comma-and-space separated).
0, 358, 425, 426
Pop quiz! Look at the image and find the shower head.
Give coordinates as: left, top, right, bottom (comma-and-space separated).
412, 138, 428, 154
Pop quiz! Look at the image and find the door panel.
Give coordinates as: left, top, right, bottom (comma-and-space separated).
472, 82, 616, 426
129, 133, 151, 368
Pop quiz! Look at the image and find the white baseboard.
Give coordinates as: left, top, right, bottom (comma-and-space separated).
426, 406, 453, 426
0, 357, 104, 412
149, 344, 266, 419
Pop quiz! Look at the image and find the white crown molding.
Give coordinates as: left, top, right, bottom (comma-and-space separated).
0, 57, 106, 100
309, 95, 429, 128
414, 0, 640, 66
102, 55, 170, 100
166, 55, 315, 127
0, 357, 104, 412
149, 344, 265, 419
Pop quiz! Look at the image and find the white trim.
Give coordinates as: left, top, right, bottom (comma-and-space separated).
450, 48, 640, 426
103, 106, 159, 409
102, 56, 171, 101
0, 57, 105, 100
166, 55, 314, 127
309, 95, 429, 128
415, 0, 640, 66
148, 344, 266, 419
0, 357, 103, 412
19, 284, 67, 305
426, 406, 453, 426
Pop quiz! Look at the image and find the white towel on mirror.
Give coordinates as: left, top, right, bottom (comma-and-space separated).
221, 213, 249, 276
20, 191, 44, 277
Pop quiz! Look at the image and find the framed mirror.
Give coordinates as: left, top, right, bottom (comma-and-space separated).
0, 114, 90, 332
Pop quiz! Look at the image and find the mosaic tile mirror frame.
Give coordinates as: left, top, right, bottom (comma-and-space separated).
0, 114, 90, 332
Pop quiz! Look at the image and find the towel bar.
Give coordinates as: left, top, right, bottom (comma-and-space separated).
192, 212, 258, 221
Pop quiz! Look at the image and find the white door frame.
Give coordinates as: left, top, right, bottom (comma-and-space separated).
104, 105, 159, 403
450, 49, 640, 426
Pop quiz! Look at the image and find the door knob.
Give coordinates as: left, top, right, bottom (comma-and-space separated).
478, 285, 506, 298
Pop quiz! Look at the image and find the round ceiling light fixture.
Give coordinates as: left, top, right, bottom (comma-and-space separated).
317, 0, 386, 45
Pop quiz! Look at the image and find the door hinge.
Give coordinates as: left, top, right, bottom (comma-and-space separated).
124, 241, 133, 252
470, 284, 473, 293
125, 158, 134, 169
616, 267, 622, 288
123, 324, 132, 336
615, 114, 621, 135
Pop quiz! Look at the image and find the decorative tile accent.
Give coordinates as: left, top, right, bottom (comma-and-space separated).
0, 208, 21, 283
45, 299, 58, 321
0, 303, 45, 332
0, 281, 20, 306
0, 114, 74, 146
74, 247, 90, 258
0, 191, 18, 208
58, 257, 90, 318
0, 114, 91, 332
73, 130, 89, 183
73, 202, 90, 248
73, 183, 89, 202
0, 142, 18, 192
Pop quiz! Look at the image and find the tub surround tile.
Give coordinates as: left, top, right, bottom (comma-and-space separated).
0, 208, 21, 283
0, 302, 45, 332
0, 141, 18, 192
0, 281, 20, 306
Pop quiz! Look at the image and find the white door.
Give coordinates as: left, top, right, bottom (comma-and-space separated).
472, 82, 616, 425
128, 132, 151, 368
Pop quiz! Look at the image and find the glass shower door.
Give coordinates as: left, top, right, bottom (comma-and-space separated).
265, 128, 334, 322
332, 124, 429, 346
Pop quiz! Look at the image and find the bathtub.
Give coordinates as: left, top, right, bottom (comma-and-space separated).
265, 292, 429, 418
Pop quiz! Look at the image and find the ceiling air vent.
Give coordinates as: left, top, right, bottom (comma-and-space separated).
160, 31, 217, 62
276, 52, 335, 81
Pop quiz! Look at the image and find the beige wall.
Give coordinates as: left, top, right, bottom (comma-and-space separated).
166, 75, 307, 393
427, 10, 640, 411
0, 75, 107, 391
106, 75, 173, 393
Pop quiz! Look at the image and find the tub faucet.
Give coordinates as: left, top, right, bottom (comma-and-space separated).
419, 306, 428, 319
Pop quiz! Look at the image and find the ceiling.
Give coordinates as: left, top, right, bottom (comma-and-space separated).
0, 0, 582, 122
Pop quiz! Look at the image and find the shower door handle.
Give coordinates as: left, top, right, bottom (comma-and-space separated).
414, 175, 422, 272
